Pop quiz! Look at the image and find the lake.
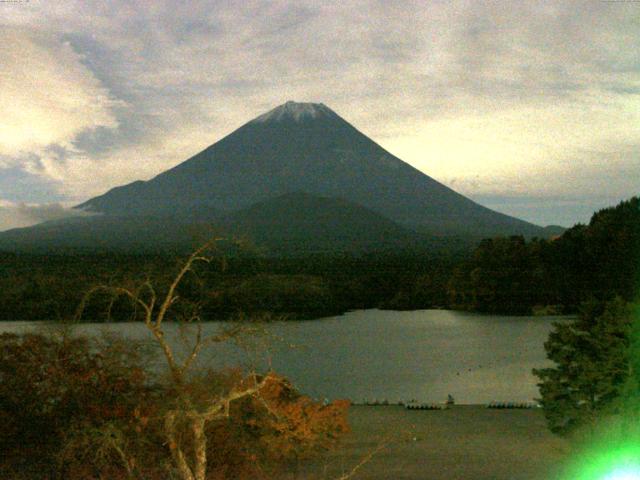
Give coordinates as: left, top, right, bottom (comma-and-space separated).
0, 309, 568, 404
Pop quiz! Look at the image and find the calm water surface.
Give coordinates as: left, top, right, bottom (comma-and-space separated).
1, 309, 569, 404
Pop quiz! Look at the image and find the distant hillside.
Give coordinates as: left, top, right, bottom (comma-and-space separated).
0, 215, 213, 253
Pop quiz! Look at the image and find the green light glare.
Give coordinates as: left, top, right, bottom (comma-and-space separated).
562, 443, 640, 480
602, 466, 640, 480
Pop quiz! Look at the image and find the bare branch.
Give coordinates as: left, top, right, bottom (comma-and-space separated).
334, 436, 390, 480
180, 323, 203, 376
146, 322, 182, 384
201, 372, 276, 422
75, 285, 153, 323
165, 411, 195, 480
155, 241, 217, 327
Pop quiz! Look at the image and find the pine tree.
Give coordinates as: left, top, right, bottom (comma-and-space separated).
617, 304, 640, 425
533, 297, 633, 435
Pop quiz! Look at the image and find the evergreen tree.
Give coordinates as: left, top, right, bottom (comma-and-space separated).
617, 304, 640, 425
533, 298, 633, 435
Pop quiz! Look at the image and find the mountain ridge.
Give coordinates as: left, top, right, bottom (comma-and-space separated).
77, 101, 544, 238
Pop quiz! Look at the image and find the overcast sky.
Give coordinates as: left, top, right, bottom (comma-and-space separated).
1, 0, 638, 230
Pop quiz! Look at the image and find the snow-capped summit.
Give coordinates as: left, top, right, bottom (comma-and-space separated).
252, 101, 334, 123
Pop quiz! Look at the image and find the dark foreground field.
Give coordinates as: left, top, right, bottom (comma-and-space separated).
285, 405, 570, 480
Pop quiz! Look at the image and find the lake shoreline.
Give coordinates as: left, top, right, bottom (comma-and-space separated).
289, 404, 568, 480
0, 306, 574, 323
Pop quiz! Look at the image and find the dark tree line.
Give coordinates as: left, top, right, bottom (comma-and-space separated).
449, 197, 640, 314
0, 251, 458, 322
0, 253, 177, 321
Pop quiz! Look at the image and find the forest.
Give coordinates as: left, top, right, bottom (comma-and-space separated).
448, 197, 640, 314
0, 197, 637, 321
0, 251, 458, 322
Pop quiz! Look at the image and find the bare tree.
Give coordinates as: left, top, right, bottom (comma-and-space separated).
74, 240, 390, 480
77, 241, 282, 480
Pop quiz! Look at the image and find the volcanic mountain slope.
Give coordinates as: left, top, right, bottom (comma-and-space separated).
78, 101, 545, 238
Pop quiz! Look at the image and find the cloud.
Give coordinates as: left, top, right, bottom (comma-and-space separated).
0, 200, 91, 232
384, 97, 640, 197
0, 27, 120, 159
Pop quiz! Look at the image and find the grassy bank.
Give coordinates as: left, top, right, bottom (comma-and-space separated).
284, 405, 570, 480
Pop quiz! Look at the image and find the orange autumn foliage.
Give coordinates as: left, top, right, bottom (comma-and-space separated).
256, 375, 350, 458
202, 371, 350, 479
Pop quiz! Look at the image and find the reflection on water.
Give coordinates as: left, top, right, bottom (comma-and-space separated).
0, 309, 570, 404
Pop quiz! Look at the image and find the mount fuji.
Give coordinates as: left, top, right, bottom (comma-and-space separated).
0, 101, 549, 252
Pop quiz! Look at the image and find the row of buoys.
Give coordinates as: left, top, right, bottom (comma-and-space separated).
359, 399, 392, 406
405, 402, 448, 410
355, 399, 445, 407
486, 401, 537, 409
352, 400, 540, 409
